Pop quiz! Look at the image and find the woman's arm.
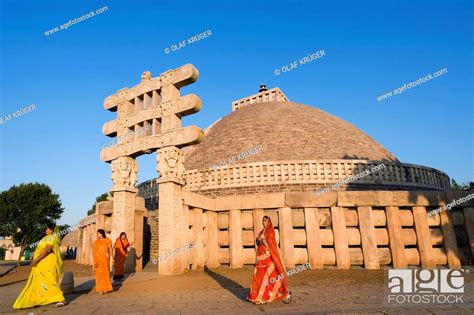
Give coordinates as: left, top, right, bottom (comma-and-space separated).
109, 243, 113, 260
92, 244, 98, 269
31, 245, 53, 267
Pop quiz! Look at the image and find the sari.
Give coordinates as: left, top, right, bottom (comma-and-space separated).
113, 237, 129, 280
92, 237, 113, 293
247, 218, 289, 304
13, 228, 64, 309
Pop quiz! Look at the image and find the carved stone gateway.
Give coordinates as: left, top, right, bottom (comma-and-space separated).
73, 70, 473, 274
100, 64, 204, 275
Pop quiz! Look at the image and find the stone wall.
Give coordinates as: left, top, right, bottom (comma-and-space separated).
184, 160, 450, 195
138, 179, 159, 210
181, 190, 474, 270
75, 214, 97, 265
77, 189, 474, 272
138, 159, 451, 203
232, 87, 289, 111
76, 197, 147, 272
147, 211, 159, 263
186, 183, 444, 198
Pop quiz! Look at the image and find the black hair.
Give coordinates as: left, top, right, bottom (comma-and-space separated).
46, 223, 56, 231
97, 229, 106, 238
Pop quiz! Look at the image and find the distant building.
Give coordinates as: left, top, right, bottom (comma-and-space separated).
0, 237, 21, 260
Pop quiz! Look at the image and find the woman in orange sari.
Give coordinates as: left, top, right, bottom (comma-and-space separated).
93, 229, 113, 294
113, 232, 132, 281
247, 215, 292, 304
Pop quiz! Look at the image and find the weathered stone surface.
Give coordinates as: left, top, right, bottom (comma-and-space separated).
74, 65, 469, 275
285, 191, 337, 207
393, 191, 446, 206
183, 191, 215, 210
185, 102, 398, 170
304, 207, 323, 269
103, 64, 198, 110
206, 211, 220, 268
214, 192, 285, 210
96, 199, 113, 215
357, 206, 380, 269
385, 206, 407, 268
338, 191, 393, 207
229, 210, 243, 268
278, 207, 295, 268
413, 206, 435, 268
102, 126, 203, 162
99, 64, 204, 275
446, 190, 474, 206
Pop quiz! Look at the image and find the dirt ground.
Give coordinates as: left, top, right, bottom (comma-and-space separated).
0, 260, 93, 287
1, 262, 473, 314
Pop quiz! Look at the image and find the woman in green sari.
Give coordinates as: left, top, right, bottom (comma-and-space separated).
13, 223, 67, 309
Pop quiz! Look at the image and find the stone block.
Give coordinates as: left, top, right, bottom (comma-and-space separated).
337, 191, 393, 207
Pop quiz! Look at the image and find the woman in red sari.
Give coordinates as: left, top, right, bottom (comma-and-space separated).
113, 232, 132, 281
247, 215, 292, 304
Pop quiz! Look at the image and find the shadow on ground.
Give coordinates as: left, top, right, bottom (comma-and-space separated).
65, 278, 96, 304
204, 266, 248, 301
112, 272, 133, 291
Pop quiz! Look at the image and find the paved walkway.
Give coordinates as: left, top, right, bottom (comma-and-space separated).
0, 266, 473, 314
0, 261, 29, 277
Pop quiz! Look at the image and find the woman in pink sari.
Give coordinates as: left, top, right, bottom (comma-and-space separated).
247, 215, 292, 304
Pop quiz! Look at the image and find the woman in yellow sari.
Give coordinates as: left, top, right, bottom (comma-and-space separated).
93, 229, 113, 294
13, 223, 67, 309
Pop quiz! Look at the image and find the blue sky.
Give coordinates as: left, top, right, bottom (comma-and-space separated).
0, 0, 472, 226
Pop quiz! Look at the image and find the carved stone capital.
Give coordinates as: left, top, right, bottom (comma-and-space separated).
157, 146, 185, 185
141, 70, 152, 82
111, 156, 139, 192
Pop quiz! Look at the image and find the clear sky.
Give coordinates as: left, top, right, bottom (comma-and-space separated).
0, 0, 472, 226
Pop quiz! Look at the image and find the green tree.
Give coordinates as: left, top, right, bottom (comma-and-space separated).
57, 224, 71, 240
87, 193, 109, 215
0, 183, 64, 263
451, 179, 470, 191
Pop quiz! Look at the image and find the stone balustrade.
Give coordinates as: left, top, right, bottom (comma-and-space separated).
77, 189, 473, 271
181, 190, 473, 270
180, 160, 451, 195
76, 214, 97, 266
232, 87, 289, 111
138, 160, 450, 202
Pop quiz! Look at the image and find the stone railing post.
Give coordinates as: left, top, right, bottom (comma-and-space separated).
206, 211, 220, 268
278, 207, 295, 268
229, 210, 243, 268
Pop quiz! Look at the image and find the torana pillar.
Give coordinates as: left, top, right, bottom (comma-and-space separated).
100, 64, 204, 275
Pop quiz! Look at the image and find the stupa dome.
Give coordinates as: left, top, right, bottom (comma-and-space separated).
185, 101, 397, 170
138, 87, 449, 207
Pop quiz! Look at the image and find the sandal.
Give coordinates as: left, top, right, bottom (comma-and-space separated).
55, 301, 67, 308
282, 292, 292, 304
